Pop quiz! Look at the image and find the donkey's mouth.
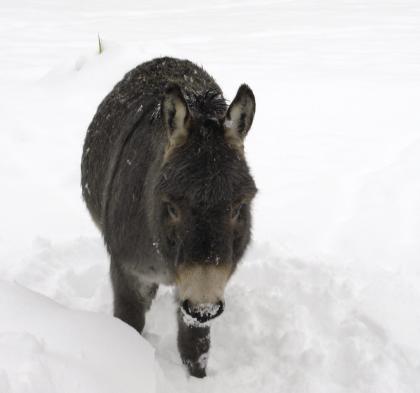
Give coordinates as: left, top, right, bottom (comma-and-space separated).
181, 300, 224, 325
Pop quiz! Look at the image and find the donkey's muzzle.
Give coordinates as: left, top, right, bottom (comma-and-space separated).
181, 300, 224, 324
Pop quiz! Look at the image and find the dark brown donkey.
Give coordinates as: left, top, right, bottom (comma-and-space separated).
81, 57, 257, 377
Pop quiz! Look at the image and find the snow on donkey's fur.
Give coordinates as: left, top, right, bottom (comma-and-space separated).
81, 57, 257, 377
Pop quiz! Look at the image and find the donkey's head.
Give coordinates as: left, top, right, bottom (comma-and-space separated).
152, 83, 257, 324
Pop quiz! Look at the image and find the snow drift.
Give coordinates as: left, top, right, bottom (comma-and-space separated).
0, 280, 156, 393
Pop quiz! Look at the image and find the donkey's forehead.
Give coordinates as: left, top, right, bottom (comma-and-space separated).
159, 121, 255, 203
160, 160, 256, 207
190, 117, 225, 140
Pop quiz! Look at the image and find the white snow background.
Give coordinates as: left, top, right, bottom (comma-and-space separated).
1, 0, 420, 392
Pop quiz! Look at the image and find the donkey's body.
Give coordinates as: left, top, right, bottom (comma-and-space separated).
81, 57, 256, 377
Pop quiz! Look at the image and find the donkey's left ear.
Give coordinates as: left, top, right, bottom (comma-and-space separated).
224, 84, 256, 146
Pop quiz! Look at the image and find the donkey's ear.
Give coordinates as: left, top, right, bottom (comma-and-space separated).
224, 84, 256, 147
161, 83, 190, 148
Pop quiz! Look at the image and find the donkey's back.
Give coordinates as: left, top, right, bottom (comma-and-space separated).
81, 57, 223, 229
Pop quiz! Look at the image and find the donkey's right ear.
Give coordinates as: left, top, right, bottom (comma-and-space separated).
161, 83, 190, 149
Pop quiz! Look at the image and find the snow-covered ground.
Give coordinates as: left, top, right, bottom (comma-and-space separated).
1, 0, 420, 391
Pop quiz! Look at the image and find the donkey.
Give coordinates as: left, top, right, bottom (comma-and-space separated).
81, 57, 257, 377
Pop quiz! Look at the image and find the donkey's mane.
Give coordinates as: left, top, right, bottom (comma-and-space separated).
185, 88, 227, 120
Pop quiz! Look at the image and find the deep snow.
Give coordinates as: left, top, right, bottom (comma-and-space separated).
0, 280, 156, 393
1, 0, 420, 392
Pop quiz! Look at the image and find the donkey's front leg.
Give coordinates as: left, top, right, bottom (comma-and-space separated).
177, 309, 211, 378
111, 259, 158, 334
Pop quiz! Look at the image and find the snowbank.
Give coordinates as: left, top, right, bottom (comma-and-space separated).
0, 281, 156, 393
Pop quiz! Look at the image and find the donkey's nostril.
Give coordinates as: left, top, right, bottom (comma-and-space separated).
181, 300, 191, 315
215, 301, 224, 317
181, 300, 224, 323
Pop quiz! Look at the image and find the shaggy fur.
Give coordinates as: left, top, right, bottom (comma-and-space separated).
81, 57, 256, 377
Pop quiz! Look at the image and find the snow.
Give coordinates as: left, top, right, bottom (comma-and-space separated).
1, 0, 420, 392
180, 302, 223, 327
180, 308, 212, 329
0, 280, 156, 393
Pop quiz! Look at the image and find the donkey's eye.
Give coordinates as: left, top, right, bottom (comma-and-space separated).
232, 203, 245, 221
166, 202, 179, 220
